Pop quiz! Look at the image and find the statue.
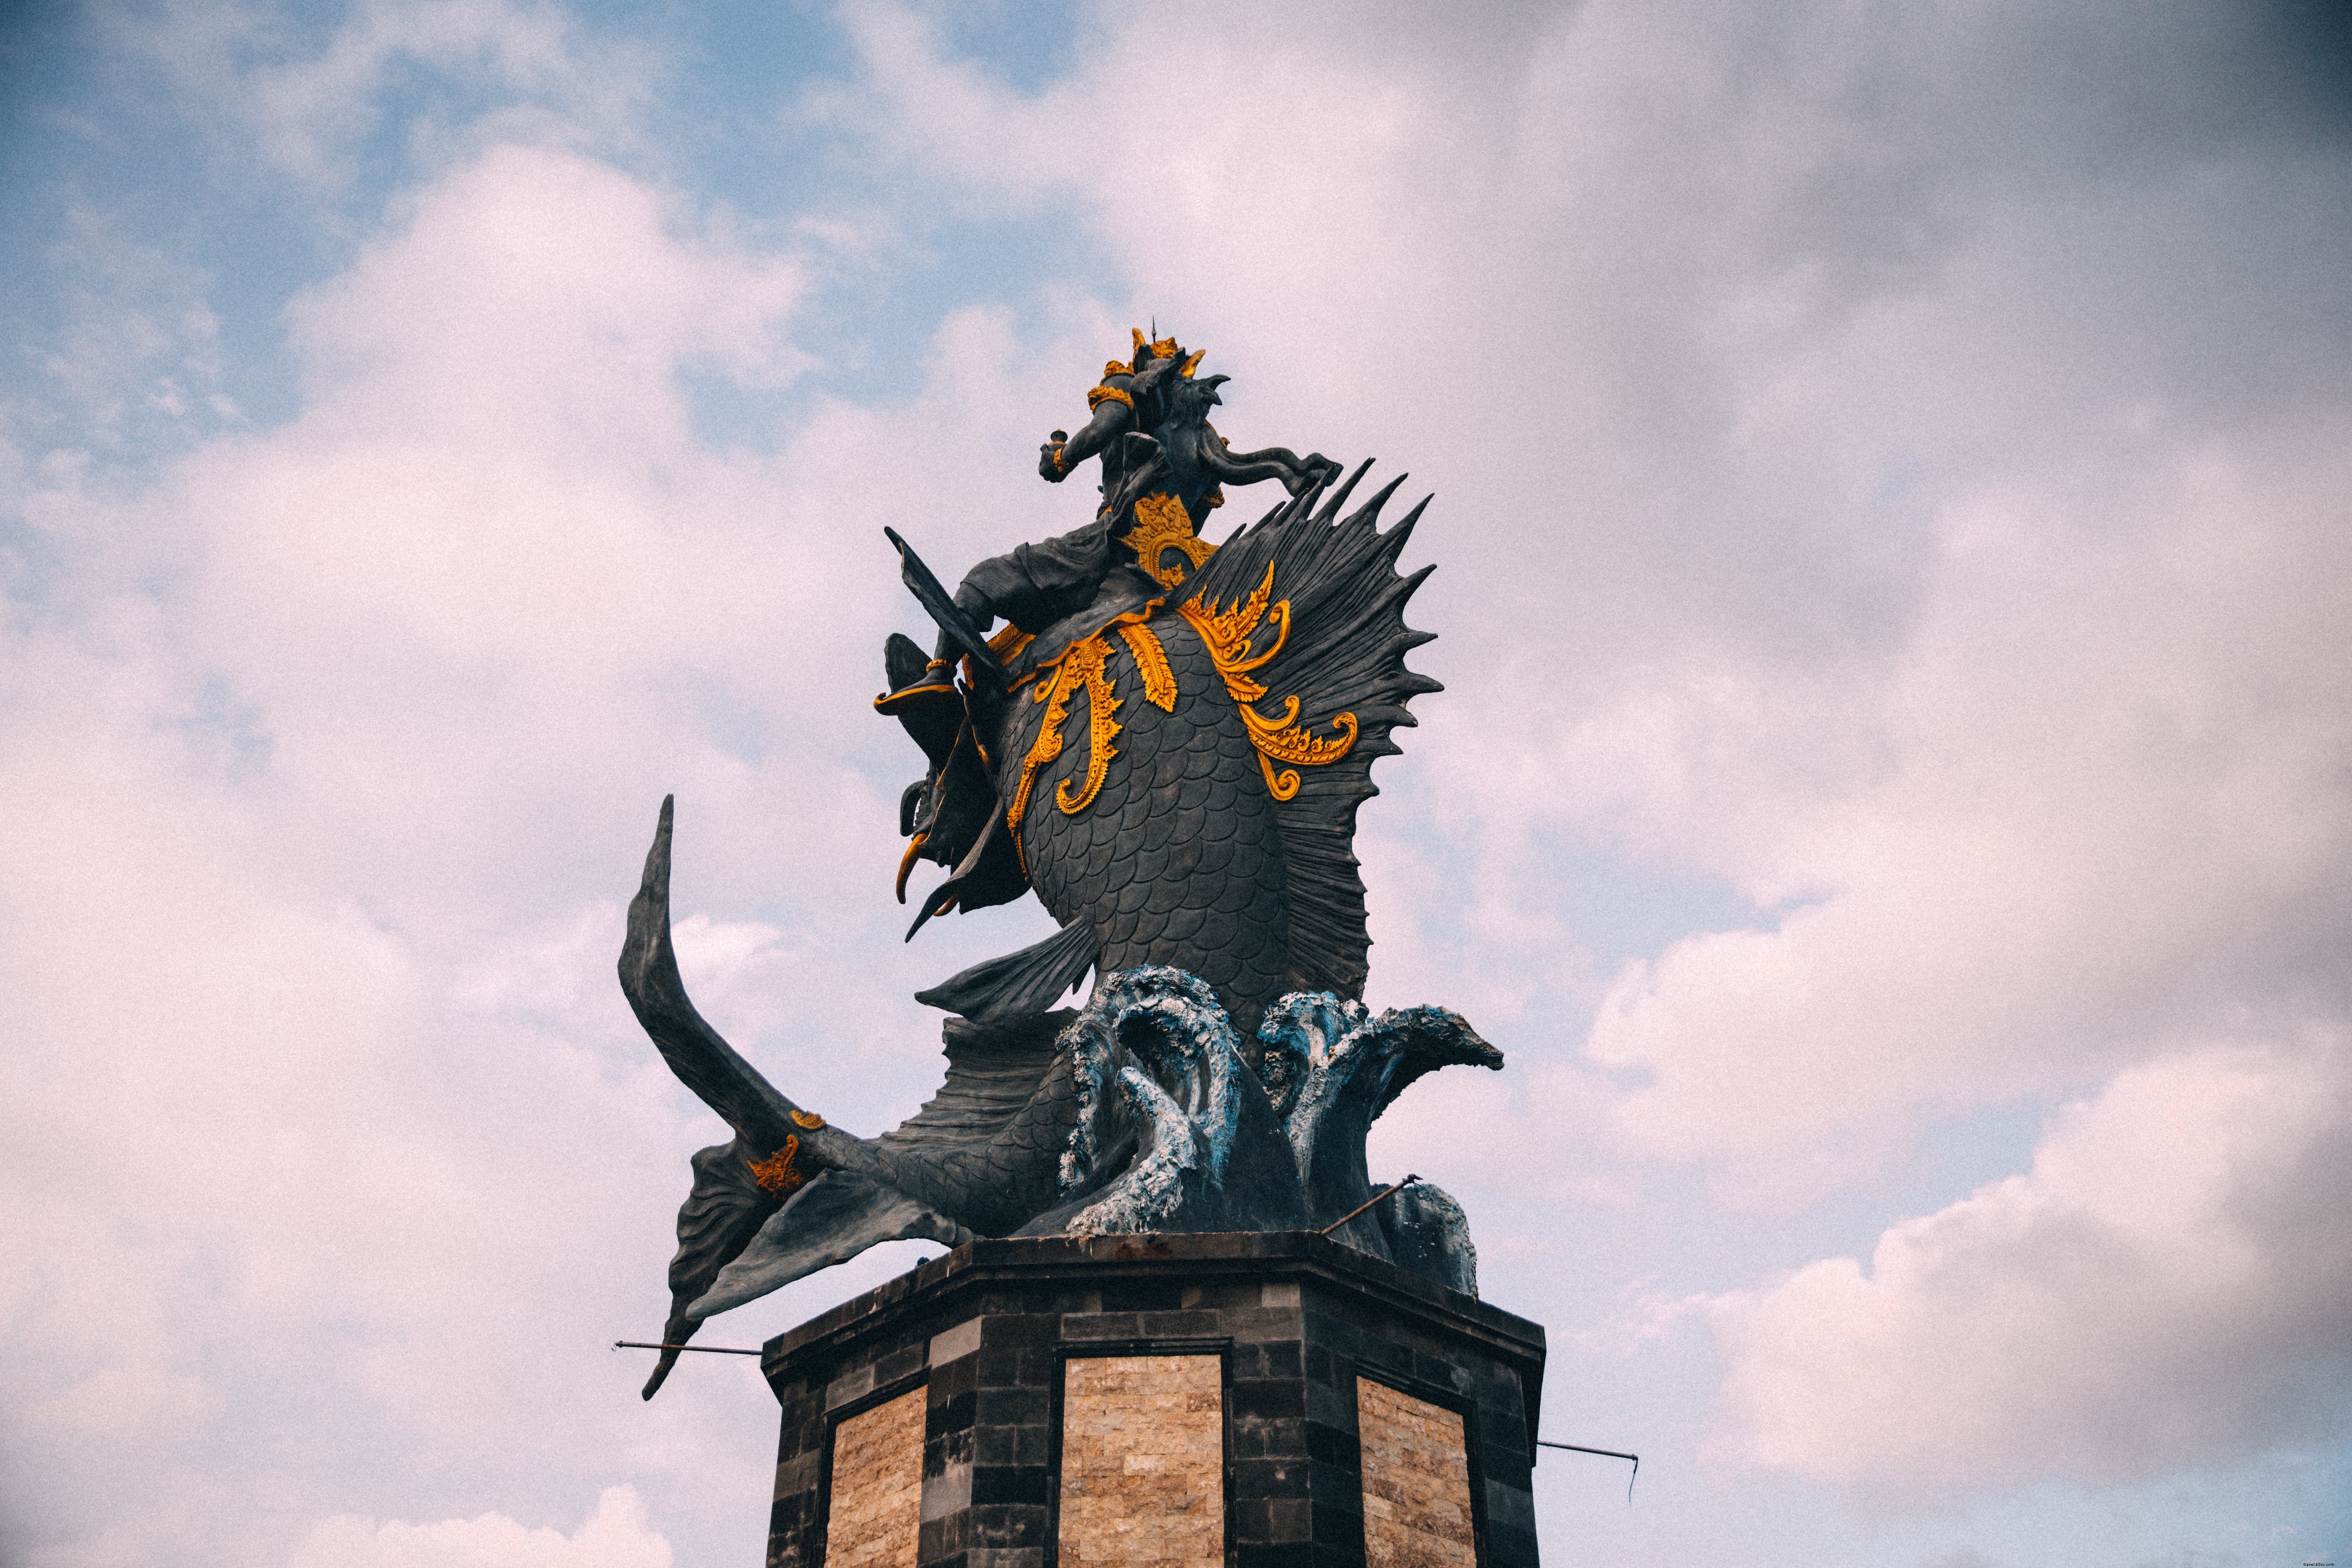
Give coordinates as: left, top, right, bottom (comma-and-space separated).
619, 331, 1503, 1400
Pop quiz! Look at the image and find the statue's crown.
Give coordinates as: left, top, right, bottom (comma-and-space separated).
1130, 327, 1206, 379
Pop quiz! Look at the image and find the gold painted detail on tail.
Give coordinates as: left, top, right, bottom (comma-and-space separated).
1179, 563, 1360, 801
748, 1135, 804, 1196
1126, 491, 1218, 589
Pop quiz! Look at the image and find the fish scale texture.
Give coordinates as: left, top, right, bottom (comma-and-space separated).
1003, 612, 1293, 1036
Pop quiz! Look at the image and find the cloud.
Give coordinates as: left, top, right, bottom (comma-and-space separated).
1572, 430, 2352, 1205
121, 0, 658, 190
289, 1486, 672, 1568
1706, 1035, 2352, 1490
0, 134, 1032, 1567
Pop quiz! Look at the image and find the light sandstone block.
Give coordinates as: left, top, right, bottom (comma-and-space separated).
826, 1386, 924, 1568
1058, 1354, 1224, 1568
1357, 1377, 1476, 1568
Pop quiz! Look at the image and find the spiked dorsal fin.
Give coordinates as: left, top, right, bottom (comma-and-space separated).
1179, 462, 1441, 998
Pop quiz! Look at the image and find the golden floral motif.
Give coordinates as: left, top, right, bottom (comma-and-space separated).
1179, 564, 1358, 801
1052, 637, 1122, 815
748, 1135, 803, 1196
1125, 491, 1219, 589
790, 1109, 826, 1130
1007, 633, 1122, 871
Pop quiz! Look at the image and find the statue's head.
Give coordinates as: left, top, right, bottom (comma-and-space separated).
1128, 327, 1200, 375
1120, 328, 1224, 425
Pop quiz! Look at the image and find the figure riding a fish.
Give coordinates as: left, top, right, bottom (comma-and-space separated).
618, 329, 1503, 1398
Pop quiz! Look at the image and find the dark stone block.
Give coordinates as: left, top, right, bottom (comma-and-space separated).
1230, 1457, 1309, 1498
973, 1384, 1048, 1426
966, 1504, 1046, 1549
982, 1314, 1060, 1348
970, 1465, 1052, 1508
1056, 1311, 1141, 1340
1308, 1501, 1365, 1553
1303, 1421, 1356, 1467
1097, 1280, 1186, 1312
934, 1386, 976, 1431
1233, 1546, 1317, 1568
1231, 1378, 1305, 1422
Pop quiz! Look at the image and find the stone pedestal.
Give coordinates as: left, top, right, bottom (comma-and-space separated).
758, 1233, 1546, 1568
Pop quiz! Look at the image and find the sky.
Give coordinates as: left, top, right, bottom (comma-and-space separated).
2, 1, 2349, 1565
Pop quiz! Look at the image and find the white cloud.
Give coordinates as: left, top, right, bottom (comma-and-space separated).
1706, 1035, 2352, 1489
289, 1486, 672, 1568
124, 0, 658, 190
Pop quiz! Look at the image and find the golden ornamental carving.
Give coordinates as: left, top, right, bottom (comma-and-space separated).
1007, 633, 1122, 872
1178, 563, 1358, 801
747, 1134, 804, 1196
1052, 637, 1122, 816
1118, 622, 1177, 711
789, 1108, 826, 1130
1126, 491, 1218, 589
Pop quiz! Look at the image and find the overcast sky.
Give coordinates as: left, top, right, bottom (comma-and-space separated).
3, 2, 2349, 1565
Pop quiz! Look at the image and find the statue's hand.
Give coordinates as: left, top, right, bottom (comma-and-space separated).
1038, 430, 1069, 482
1283, 453, 1341, 496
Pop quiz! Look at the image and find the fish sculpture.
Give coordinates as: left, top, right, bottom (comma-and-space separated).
619, 342, 1503, 1400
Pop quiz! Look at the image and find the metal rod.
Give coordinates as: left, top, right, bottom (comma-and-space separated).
1316, 1175, 1420, 1237
1537, 1440, 1639, 1503
612, 1340, 763, 1357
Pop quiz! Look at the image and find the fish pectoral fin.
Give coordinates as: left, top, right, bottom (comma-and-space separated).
914, 919, 1100, 1020
686, 1171, 974, 1320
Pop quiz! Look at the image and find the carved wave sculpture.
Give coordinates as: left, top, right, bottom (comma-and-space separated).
616, 804, 1499, 1397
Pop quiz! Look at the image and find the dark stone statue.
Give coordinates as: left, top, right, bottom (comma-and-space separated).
619, 332, 1499, 1400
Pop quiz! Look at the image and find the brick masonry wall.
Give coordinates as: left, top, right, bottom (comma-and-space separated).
1356, 1378, 1476, 1568
761, 1235, 1544, 1568
1057, 1354, 1225, 1568
827, 1386, 926, 1568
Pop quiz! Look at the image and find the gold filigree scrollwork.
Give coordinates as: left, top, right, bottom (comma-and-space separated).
1118, 622, 1177, 711
1007, 632, 1126, 872
1179, 564, 1358, 801
747, 1134, 803, 1196
1052, 637, 1121, 815
1126, 491, 1219, 590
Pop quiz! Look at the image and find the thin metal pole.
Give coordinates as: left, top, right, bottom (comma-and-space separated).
1536, 1440, 1639, 1503
1316, 1175, 1421, 1237
612, 1340, 763, 1357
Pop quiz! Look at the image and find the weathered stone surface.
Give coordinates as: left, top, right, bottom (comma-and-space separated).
1357, 1378, 1475, 1568
1058, 1355, 1224, 1568
760, 1233, 1544, 1568
829, 1387, 925, 1568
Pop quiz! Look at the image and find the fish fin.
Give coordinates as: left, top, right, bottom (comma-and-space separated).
1179, 468, 1440, 999
914, 920, 1099, 1020
687, 1170, 973, 1320
881, 1009, 1080, 1151
641, 1133, 781, 1399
